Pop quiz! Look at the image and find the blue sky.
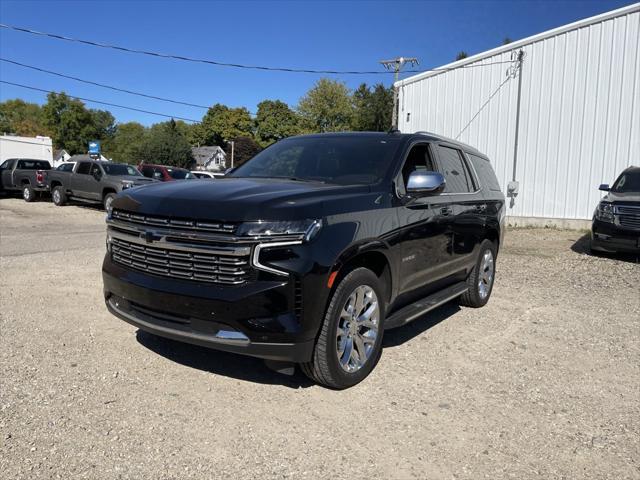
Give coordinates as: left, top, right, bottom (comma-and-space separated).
0, 0, 634, 125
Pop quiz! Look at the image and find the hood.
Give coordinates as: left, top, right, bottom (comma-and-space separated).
112, 177, 372, 221
603, 191, 640, 204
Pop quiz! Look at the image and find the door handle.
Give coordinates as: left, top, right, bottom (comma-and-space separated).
440, 206, 453, 216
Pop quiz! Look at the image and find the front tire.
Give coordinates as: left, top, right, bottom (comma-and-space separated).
301, 267, 385, 389
22, 184, 35, 202
103, 193, 116, 212
52, 186, 67, 206
459, 239, 497, 308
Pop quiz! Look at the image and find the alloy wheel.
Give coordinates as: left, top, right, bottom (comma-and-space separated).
336, 285, 379, 373
23, 187, 31, 201
53, 189, 60, 204
478, 250, 495, 299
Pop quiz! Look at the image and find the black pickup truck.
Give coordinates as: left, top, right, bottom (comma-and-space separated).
0, 158, 52, 201
103, 132, 505, 388
48, 159, 156, 211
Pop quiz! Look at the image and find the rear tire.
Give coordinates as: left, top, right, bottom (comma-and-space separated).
301, 267, 385, 389
22, 184, 35, 203
459, 239, 497, 308
52, 186, 67, 206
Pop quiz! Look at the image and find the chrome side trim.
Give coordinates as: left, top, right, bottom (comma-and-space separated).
252, 241, 303, 276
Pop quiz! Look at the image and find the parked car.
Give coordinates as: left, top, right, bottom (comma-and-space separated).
591, 166, 640, 254
103, 132, 505, 388
139, 164, 195, 181
48, 160, 157, 211
190, 171, 220, 179
0, 158, 52, 202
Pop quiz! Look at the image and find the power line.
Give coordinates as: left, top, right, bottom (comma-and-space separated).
0, 58, 209, 109
0, 23, 511, 76
455, 75, 512, 140
0, 80, 201, 123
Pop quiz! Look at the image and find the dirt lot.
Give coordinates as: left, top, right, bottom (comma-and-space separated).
1, 197, 638, 479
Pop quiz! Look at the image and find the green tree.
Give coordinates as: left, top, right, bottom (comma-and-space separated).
351, 83, 393, 131
225, 136, 262, 168
191, 104, 253, 146
0, 99, 50, 137
140, 119, 194, 168
456, 51, 469, 61
297, 78, 353, 133
42, 92, 115, 154
103, 122, 146, 164
503, 37, 513, 45
255, 100, 300, 147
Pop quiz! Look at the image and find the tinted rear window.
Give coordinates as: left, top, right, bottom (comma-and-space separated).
468, 154, 501, 192
16, 160, 51, 170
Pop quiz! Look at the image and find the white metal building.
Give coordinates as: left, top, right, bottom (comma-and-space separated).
0, 134, 53, 164
397, 3, 640, 226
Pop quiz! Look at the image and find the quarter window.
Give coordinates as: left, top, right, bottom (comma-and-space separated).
436, 146, 475, 193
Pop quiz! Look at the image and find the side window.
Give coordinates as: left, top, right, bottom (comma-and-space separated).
76, 162, 92, 175
90, 163, 102, 176
141, 166, 153, 178
153, 167, 164, 179
435, 146, 475, 193
401, 143, 434, 187
1, 159, 15, 169
469, 154, 501, 192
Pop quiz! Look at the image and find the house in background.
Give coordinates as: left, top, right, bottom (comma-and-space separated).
53, 149, 71, 167
191, 146, 226, 172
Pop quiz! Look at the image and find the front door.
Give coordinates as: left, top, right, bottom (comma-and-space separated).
71, 162, 93, 197
395, 143, 454, 295
0, 159, 16, 189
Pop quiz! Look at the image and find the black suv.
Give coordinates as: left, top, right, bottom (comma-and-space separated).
591, 166, 640, 254
102, 132, 505, 388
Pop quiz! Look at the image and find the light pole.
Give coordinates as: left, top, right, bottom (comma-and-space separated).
380, 57, 419, 130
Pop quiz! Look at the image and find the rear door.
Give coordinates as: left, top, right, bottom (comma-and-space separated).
433, 144, 486, 273
71, 162, 93, 197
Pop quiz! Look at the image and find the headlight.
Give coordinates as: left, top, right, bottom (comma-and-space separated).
595, 201, 614, 222
237, 219, 322, 241
121, 180, 134, 190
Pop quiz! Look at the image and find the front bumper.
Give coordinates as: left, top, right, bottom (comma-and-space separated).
102, 258, 315, 362
591, 219, 640, 253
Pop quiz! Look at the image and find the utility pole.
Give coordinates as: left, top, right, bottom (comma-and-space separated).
507, 49, 525, 208
380, 56, 419, 129
230, 140, 235, 169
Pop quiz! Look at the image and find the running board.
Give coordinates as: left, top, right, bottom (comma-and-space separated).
384, 282, 468, 330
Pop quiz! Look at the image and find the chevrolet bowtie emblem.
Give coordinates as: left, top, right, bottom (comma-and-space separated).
140, 231, 161, 243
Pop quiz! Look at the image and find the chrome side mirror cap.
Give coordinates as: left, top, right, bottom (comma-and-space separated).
406, 171, 446, 196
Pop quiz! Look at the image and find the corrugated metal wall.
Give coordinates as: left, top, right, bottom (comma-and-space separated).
398, 4, 640, 220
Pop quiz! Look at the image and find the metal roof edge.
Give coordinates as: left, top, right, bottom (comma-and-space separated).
397, 2, 640, 87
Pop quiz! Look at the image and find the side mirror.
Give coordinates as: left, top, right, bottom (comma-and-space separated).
599, 184, 610, 192
406, 171, 446, 197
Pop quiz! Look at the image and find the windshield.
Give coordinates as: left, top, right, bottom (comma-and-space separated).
611, 170, 640, 193
102, 164, 142, 176
167, 168, 194, 179
229, 136, 402, 185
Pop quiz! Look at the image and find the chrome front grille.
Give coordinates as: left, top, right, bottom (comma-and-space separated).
110, 236, 251, 285
615, 205, 640, 230
111, 209, 237, 234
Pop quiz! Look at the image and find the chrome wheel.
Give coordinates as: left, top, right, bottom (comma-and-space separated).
478, 250, 494, 299
52, 189, 61, 204
23, 187, 31, 201
336, 285, 379, 373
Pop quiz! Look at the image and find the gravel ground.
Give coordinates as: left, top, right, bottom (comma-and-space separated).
1, 198, 639, 480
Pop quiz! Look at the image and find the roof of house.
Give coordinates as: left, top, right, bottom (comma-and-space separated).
191, 146, 226, 166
